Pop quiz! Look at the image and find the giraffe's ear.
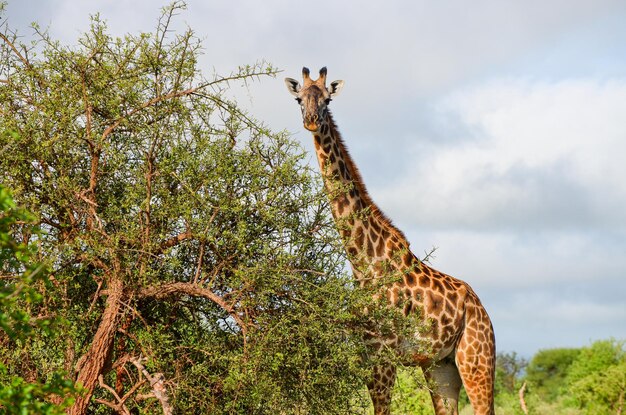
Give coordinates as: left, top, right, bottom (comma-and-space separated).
284, 78, 301, 97
329, 80, 344, 98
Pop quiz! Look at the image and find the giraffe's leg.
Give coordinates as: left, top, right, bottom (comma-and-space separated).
455, 321, 496, 415
367, 364, 397, 415
423, 356, 462, 415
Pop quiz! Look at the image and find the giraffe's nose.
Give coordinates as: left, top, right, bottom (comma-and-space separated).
304, 114, 319, 131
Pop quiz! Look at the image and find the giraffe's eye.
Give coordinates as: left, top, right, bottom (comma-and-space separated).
324, 98, 331, 105
296, 98, 302, 104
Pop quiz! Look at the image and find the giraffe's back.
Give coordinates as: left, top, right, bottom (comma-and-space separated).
387, 255, 493, 365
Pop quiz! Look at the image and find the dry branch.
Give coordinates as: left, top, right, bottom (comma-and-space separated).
130, 357, 173, 415
519, 381, 528, 415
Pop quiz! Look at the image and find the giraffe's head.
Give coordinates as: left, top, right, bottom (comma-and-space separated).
285, 67, 344, 132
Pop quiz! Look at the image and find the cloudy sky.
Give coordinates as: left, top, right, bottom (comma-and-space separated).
5, 0, 626, 357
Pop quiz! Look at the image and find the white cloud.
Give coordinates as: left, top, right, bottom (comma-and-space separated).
409, 229, 626, 289
376, 78, 626, 232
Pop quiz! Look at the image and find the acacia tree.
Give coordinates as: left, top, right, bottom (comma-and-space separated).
0, 3, 380, 413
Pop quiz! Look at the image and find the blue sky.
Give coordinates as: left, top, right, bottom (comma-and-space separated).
5, 0, 626, 357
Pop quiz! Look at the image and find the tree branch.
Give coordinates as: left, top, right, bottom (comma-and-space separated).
0, 31, 46, 88
96, 375, 131, 415
138, 282, 247, 337
0, 32, 31, 69
519, 381, 528, 415
156, 230, 193, 254
101, 86, 200, 141
193, 241, 206, 284
130, 357, 172, 415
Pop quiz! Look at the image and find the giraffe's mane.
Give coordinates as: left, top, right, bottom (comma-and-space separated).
326, 111, 409, 244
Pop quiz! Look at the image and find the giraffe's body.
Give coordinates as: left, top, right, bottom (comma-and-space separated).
285, 68, 495, 415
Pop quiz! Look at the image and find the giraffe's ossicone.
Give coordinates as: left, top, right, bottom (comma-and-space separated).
285, 67, 496, 415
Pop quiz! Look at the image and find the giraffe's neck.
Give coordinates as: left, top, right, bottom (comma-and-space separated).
312, 112, 409, 280
312, 113, 370, 222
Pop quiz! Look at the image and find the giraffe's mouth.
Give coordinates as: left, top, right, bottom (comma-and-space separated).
304, 122, 319, 132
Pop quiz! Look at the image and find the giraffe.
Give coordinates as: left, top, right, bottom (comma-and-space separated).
285, 67, 496, 415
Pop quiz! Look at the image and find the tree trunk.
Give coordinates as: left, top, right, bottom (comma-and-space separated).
68, 277, 125, 415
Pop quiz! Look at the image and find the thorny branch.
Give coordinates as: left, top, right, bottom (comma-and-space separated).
101, 86, 199, 141
0, 32, 31, 69
139, 282, 248, 338
0, 30, 46, 88
421, 246, 438, 264
130, 356, 173, 415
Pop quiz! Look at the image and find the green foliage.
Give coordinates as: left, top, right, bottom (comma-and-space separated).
495, 351, 528, 394
0, 368, 77, 415
0, 185, 37, 274
390, 368, 433, 415
0, 185, 78, 414
567, 339, 626, 414
0, 186, 40, 341
487, 340, 626, 415
566, 339, 625, 385
569, 361, 626, 414
526, 347, 580, 401
489, 352, 528, 414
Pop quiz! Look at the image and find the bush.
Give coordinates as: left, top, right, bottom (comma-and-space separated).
0, 185, 78, 414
